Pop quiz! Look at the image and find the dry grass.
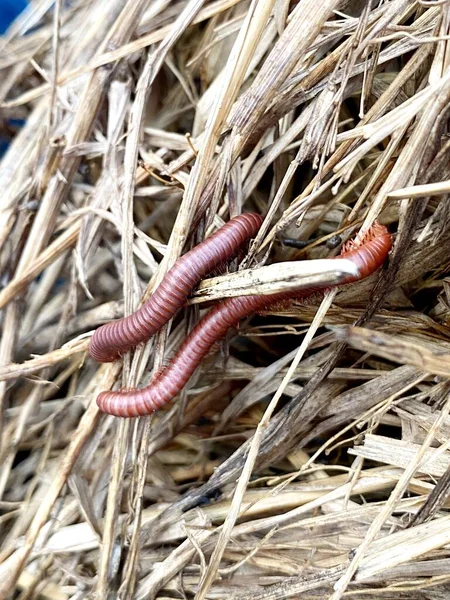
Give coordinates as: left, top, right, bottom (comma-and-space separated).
2, 0, 450, 598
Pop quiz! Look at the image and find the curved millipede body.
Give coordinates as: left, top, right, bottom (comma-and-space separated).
89, 213, 263, 362
97, 223, 392, 417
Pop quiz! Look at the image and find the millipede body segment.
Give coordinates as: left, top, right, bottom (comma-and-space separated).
89, 212, 263, 362
96, 222, 392, 418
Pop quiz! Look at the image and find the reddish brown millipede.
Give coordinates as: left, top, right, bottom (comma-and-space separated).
89, 213, 263, 362
96, 222, 392, 418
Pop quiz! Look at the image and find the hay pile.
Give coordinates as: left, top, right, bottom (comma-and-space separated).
2, 0, 450, 598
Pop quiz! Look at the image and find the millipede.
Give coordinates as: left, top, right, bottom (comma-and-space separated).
89, 212, 263, 362
95, 221, 392, 418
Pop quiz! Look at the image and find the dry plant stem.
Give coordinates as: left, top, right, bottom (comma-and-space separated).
0, 304, 18, 453
231, 513, 450, 599
48, 0, 61, 133
232, 566, 347, 600
215, 347, 304, 433
410, 462, 450, 526
349, 433, 450, 478
195, 291, 337, 600
388, 179, 450, 197
242, 0, 427, 160
244, 143, 309, 266
119, 418, 153, 598
96, 419, 131, 597
75, 77, 132, 293
0, 338, 88, 382
228, 0, 343, 137
339, 327, 450, 378
355, 513, 450, 583
146, 382, 234, 456
192, 257, 359, 302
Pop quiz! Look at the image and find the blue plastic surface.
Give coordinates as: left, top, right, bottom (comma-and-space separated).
0, 0, 28, 34
0, 1, 29, 155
